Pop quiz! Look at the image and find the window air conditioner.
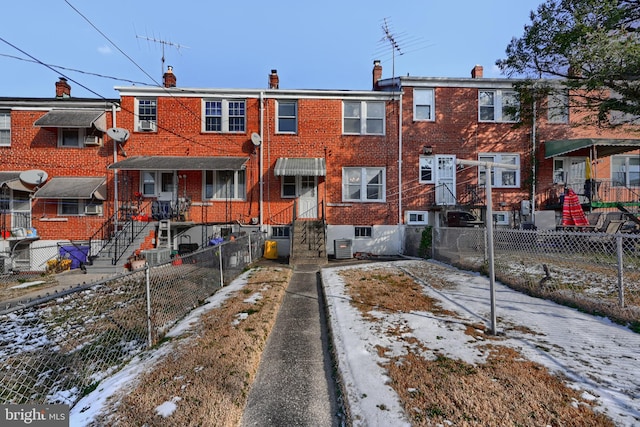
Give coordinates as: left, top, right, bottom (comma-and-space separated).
84, 135, 101, 146
84, 204, 103, 215
139, 120, 156, 131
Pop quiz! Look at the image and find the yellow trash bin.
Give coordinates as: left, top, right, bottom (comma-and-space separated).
264, 240, 278, 259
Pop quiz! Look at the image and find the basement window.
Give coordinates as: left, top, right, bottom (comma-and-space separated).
354, 226, 372, 238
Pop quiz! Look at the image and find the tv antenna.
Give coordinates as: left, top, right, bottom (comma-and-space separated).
375, 18, 430, 81
136, 33, 189, 79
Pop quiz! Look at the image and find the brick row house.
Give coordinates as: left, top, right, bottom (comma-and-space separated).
1, 63, 638, 272
0, 78, 117, 272
376, 63, 640, 233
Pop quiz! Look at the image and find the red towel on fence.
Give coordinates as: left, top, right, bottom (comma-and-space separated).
562, 189, 589, 226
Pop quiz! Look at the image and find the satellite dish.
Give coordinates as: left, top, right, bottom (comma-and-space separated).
107, 127, 130, 143
251, 132, 262, 146
20, 169, 48, 186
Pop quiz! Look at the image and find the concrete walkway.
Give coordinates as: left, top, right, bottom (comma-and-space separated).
241, 263, 342, 426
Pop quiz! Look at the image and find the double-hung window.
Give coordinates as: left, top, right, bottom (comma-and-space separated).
343, 101, 384, 135
203, 99, 246, 133
413, 89, 435, 121
0, 112, 10, 147
59, 199, 81, 216
612, 156, 640, 187
204, 170, 246, 200
141, 171, 175, 196
478, 154, 520, 188
59, 128, 85, 147
277, 100, 297, 133
547, 90, 569, 123
419, 156, 435, 183
342, 167, 385, 202
479, 90, 519, 122
137, 98, 157, 132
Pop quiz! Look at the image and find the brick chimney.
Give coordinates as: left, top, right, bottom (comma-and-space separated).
372, 60, 382, 90
163, 66, 177, 88
55, 77, 71, 98
269, 69, 279, 89
471, 65, 483, 78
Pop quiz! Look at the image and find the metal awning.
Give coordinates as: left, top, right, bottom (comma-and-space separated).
34, 109, 107, 131
0, 172, 35, 192
544, 138, 640, 158
108, 156, 248, 171
274, 158, 326, 176
33, 177, 106, 200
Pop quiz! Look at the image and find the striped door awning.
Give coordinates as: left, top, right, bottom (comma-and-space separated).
274, 158, 326, 176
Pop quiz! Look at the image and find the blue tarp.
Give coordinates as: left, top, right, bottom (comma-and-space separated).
59, 245, 90, 269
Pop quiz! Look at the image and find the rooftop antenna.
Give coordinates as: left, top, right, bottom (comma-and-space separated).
136, 33, 189, 78
375, 18, 430, 83
380, 18, 402, 81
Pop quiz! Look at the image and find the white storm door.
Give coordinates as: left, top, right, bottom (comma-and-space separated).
435, 155, 456, 205
298, 176, 318, 219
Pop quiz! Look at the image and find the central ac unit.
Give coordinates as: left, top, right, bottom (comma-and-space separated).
139, 120, 156, 131
84, 135, 101, 146
84, 204, 103, 215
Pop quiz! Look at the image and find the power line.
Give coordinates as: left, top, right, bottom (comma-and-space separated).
0, 53, 153, 87
64, 0, 162, 88
0, 36, 106, 99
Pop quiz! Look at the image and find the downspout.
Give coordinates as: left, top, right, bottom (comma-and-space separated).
259, 92, 264, 230
398, 86, 403, 225
531, 96, 537, 224
112, 103, 118, 228
398, 87, 404, 253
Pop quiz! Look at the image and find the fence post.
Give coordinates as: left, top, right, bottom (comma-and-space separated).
219, 245, 224, 287
248, 233, 252, 264
145, 265, 153, 347
617, 235, 625, 308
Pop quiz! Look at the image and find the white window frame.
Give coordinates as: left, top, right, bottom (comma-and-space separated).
58, 199, 81, 216
204, 170, 246, 200
136, 98, 157, 132
202, 99, 246, 133
492, 211, 511, 226
612, 155, 640, 187
271, 226, 290, 238
58, 128, 87, 148
281, 175, 297, 198
342, 167, 386, 202
140, 171, 175, 197
343, 101, 385, 135
547, 90, 569, 124
479, 90, 519, 123
0, 111, 10, 147
413, 88, 435, 121
478, 153, 520, 188
419, 156, 435, 183
405, 210, 428, 225
277, 100, 297, 133
354, 226, 372, 238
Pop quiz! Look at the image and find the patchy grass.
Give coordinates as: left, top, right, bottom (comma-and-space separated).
339, 266, 615, 426
90, 266, 291, 427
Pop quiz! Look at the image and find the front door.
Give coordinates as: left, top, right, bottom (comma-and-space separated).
435, 155, 456, 205
298, 176, 317, 219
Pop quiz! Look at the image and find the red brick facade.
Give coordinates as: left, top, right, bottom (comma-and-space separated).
1, 63, 638, 253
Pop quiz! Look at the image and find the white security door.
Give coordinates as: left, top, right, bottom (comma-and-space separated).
298, 176, 318, 219
435, 155, 456, 205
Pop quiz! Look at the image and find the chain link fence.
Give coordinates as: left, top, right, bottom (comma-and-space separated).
432, 227, 640, 328
0, 232, 265, 408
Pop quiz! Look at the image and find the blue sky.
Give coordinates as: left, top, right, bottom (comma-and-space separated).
0, 0, 543, 99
